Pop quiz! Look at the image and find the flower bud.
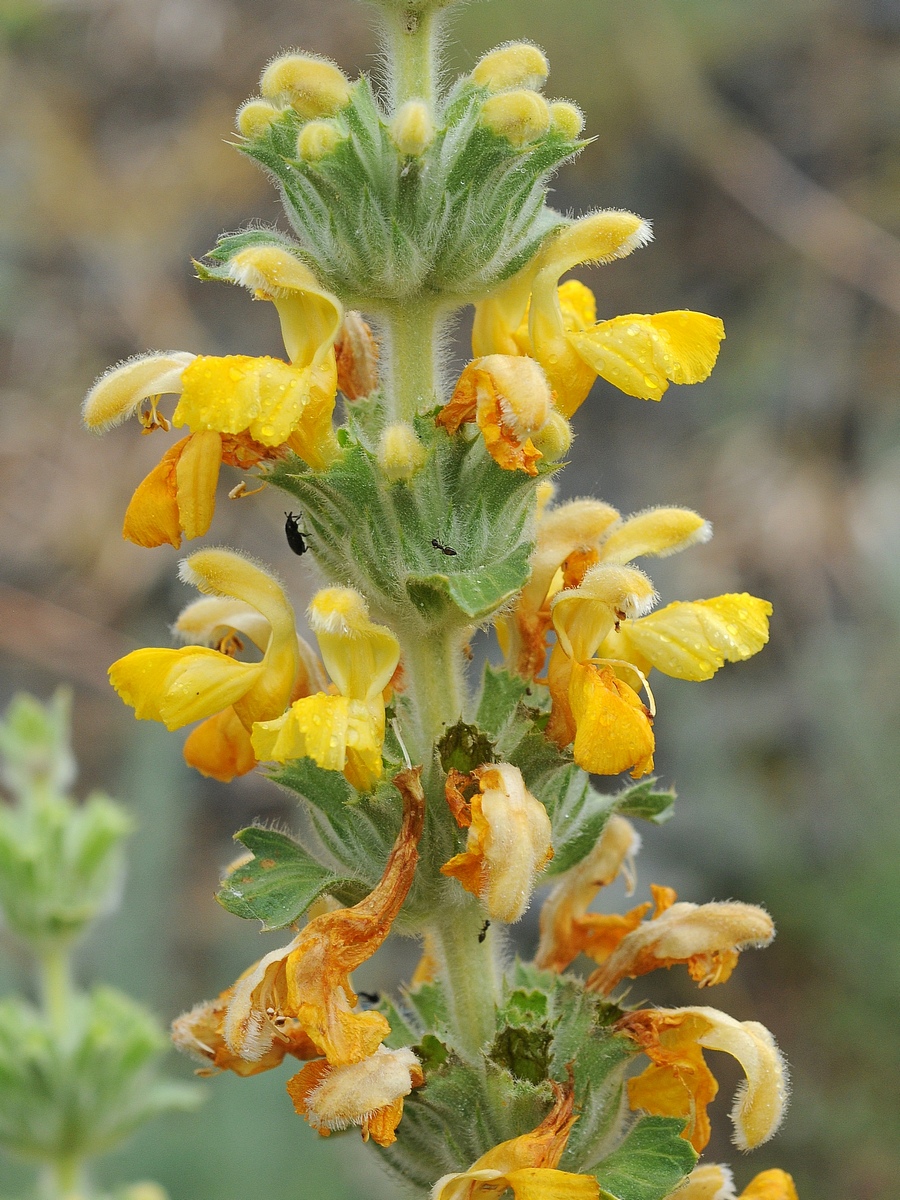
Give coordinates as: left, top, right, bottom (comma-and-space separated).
480, 90, 551, 147
530, 408, 572, 462
236, 98, 284, 139
335, 311, 379, 399
390, 100, 434, 157
260, 53, 352, 119
549, 101, 585, 139
297, 120, 343, 162
379, 423, 427, 482
472, 42, 549, 93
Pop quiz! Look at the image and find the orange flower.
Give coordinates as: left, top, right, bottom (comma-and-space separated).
618, 1007, 788, 1153
287, 1046, 424, 1146
586, 889, 774, 995
438, 355, 566, 476
171, 985, 319, 1078
441, 763, 553, 923
223, 769, 424, 1067
536, 815, 645, 972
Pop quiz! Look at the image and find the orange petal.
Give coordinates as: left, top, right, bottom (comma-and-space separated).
122, 437, 188, 548
740, 1170, 798, 1200
183, 706, 257, 782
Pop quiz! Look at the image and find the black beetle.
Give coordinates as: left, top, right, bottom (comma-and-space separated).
284, 512, 309, 556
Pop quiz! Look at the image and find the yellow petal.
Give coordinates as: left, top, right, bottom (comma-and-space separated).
599, 507, 711, 565
471, 43, 549, 92
109, 646, 263, 731
739, 1170, 798, 1200
175, 429, 222, 540
179, 548, 300, 727
536, 814, 641, 971
259, 54, 352, 118
172, 354, 333, 452
173, 596, 272, 652
551, 563, 658, 663
82, 351, 194, 431
307, 588, 400, 704
504, 1169, 599, 1200
480, 90, 551, 147
226, 246, 343, 370
620, 1007, 788, 1153
569, 661, 655, 778
252, 693, 384, 790
623, 594, 772, 681
557, 279, 596, 330
567, 311, 725, 402
442, 356, 553, 476
122, 438, 186, 549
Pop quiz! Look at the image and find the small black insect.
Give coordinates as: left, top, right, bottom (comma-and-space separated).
357, 990, 381, 1005
432, 538, 458, 557
477, 919, 491, 944
284, 512, 309, 556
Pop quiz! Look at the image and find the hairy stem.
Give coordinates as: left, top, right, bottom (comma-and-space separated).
381, 6, 441, 108
382, 302, 441, 423
428, 900, 501, 1063
38, 941, 74, 1037
398, 625, 465, 762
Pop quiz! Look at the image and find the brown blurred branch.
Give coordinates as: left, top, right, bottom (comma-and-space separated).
0, 582, 136, 693
612, 0, 900, 318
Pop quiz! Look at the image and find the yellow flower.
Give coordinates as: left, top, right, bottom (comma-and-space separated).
252, 587, 400, 791
585, 887, 774, 994
665, 1166, 799, 1200
541, 509, 771, 776
438, 355, 562, 476
171, 594, 327, 782
82, 248, 342, 547
618, 1007, 789, 1153
440, 763, 553, 923
473, 212, 724, 417
287, 1045, 424, 1146
547, 562, 659, 777
109, 551, 300, 778
223, 771, 423, 1067
432, 1080, 598, 1200
498, 497, 620, 678
535, 814, 644, 972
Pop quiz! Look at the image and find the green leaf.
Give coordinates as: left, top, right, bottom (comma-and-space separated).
216, 827, 365, 930
592, 1117, 696, 1200
474, 664, 531, 736
270, 757, 399, 885
615, 779, 677, 824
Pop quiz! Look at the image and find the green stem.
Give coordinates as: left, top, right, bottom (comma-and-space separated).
382, 302, 441, 423
382, 6, 440, 107
398, 625, 465, 760
37, 944, 88, 1199
38, 941, 74, 1037
428, 901, 500, 1062
39, 1158, 88, 1200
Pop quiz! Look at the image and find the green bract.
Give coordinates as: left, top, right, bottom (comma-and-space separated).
232, 75, 580, 306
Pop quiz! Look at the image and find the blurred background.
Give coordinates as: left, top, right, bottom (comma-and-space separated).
1, 0, 898, 1196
